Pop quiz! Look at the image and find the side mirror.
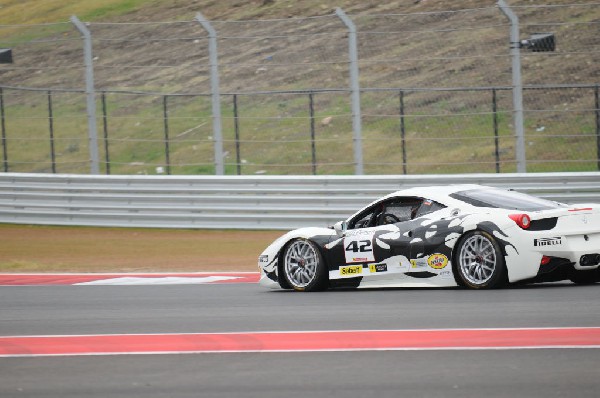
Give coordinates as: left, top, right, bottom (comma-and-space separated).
333, 221, 347, 237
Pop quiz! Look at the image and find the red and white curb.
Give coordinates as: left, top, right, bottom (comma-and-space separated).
0, 272, 260, 286
1, 328, 599, 357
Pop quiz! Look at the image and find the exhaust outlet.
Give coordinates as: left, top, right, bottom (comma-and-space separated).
579, 254, 600, 267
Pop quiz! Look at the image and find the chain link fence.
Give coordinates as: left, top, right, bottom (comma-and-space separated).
0, 1, 598, 175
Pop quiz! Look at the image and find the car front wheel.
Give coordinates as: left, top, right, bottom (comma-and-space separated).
282, 239, 328, 292
455, 231, 506, 289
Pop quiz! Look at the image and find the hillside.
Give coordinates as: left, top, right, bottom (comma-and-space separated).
0, 0, 598, 175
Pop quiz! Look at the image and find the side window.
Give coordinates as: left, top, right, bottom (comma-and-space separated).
377, 199, 423, 225
413, 199, 446, 218
348, 205, 381, 230
348, 197, 444, 229
383, 201, 419, 223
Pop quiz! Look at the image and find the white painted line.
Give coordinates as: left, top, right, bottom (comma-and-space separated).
74, 276, 241, 285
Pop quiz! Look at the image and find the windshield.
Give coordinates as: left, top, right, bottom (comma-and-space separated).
450, 189, 564, 211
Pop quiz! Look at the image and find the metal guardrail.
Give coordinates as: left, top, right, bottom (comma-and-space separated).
0, 172, 599, 230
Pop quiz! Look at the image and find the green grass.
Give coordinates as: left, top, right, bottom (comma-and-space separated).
79, 0, 151, 21
3, 85, 598, 175
0, 0, 152, 25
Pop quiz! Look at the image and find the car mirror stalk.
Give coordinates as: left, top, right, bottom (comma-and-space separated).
333, 221, 347, 237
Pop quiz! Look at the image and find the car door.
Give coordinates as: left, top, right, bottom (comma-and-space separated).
372, 197, 424, 261
327, 197, 424, 274
333, 204, 382, 275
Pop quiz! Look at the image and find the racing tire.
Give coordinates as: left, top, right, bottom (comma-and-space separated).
281, 239, 328, 292
454, 230, 507, 289
569, 269, 600, 285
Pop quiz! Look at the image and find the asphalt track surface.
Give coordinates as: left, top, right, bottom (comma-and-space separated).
1, 280, 599, 397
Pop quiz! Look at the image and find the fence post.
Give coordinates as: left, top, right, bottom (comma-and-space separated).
399, 90, 407, 175
492, 88, 500, 173
497, 0, 526, 173
594, 85, 600, 170
335, 8, 363, 175
71, 16, 100, 175
309, 93, 317, 175
196, 13, 224, 175
0, 88, 7, 172
233, 94, 241, 175
100, 92, 110, 175
47, 91, 56, 173
162, 95, 171, 175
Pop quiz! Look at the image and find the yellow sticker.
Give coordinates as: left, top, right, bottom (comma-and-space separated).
340, 265, 363, 276
427, 253, 449, 269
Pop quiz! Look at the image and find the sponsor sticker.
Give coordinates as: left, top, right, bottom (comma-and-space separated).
438, 270, 452, 279
258, 255, 269, 263
346, 229, 374, 237
369, 263, 388, 273
344, 230, 376, 264
534, 237, 562, 247
340, 265, 363, 276
410, 258, 428, 269
427, 253, 448, 270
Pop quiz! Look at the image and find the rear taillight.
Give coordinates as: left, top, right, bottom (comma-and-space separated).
509, 213, 531, 229
540, 255, 551, 265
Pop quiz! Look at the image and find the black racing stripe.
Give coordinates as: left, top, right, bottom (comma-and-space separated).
405, 271, 437, 279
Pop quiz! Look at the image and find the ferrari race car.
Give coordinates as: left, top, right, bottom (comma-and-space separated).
258, 184, 600, 291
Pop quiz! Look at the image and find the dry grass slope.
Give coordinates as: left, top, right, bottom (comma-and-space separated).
0, 224, 281, 272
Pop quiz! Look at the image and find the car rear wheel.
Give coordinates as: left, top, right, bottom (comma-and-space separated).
282, 239, 328, 292
455, 231, 506, 289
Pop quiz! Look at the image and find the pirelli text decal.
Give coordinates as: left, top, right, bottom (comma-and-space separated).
534, 237, 562, 247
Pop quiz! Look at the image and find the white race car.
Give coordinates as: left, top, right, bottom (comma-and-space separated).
258, 185, 600, 291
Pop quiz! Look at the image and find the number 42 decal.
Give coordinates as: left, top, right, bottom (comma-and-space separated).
343, 232, 376, 263
345, 240, 372, 253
